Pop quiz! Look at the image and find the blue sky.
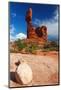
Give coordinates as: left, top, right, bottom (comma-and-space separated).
9, 2, 59, 41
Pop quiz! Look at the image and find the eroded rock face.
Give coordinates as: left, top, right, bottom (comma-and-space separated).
35, 26, 47, 41
25, 8, 47, 44
25, 8, 32, 24
15, 63, 32, 85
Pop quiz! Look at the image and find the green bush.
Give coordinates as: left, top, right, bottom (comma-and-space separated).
11, 39, 58, 53
15, 39, 27, 51
25, 44, 38, 54
42, 41, 58, 51
50, 41, 58, 47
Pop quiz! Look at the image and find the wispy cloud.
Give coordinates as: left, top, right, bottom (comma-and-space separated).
11, 13, 16, 18
10, 24, 27, 42
10, 35, 16, 41
10, 24, 15, 34
33, 8, 59, 38
10, 24, 16, 41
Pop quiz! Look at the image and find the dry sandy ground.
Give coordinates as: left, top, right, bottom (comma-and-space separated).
9, 52, 59, 87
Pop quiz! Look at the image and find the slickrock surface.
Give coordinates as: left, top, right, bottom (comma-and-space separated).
15, 63, 32, 85
10, 52, 59, 87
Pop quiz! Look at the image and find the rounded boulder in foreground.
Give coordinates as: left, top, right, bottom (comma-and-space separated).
15, 63, 32, 85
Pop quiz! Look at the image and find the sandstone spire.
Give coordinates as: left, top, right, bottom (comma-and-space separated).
25, 8, 47, 44
25, 8, 32, 24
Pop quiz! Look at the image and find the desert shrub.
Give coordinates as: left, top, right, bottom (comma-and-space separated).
42, 41, 58, 51
15, 39, 27, 51
50, 41, 58, 47
49, 41, 58, 51
10, 49, 18, 53
43, 41, 50, 49
25, 44, 38, 54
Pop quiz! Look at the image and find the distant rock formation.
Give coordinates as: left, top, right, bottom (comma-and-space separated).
25, 8, 47, 44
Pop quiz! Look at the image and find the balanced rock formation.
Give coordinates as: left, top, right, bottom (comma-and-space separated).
15, 60, 32, 85
25, 8, 47, 44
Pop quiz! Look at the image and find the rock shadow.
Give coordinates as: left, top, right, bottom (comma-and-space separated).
10, 71, 23, 85
10, 72, 17, 83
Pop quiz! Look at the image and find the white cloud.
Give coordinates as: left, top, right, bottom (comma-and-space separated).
33, 9, 59, 38
10, 32, 27, 42
10, 24, 27, 42
15, 33, 27, 40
